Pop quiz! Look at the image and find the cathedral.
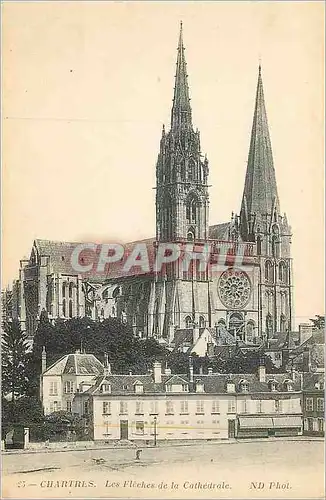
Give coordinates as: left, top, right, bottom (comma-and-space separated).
3, 24, 294, 347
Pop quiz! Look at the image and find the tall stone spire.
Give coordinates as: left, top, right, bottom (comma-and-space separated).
170, 21, 192, 131
241, 65, 279, 220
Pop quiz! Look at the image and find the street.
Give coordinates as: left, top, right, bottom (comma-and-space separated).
1, 439, 324, 499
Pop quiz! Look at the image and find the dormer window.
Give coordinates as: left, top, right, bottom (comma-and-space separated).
101, 384, 111, 394
165, 383, 188, 393
239, 380, 249, 393
122, 385, 129, 391
195, 381, 205, 393
134, 382, 144, 394
315, 381, 325, 390
226, 381, 236, 393
284, 379, 293, 392
268, 380, 278, 392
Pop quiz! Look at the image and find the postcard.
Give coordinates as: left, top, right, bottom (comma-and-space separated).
1, 1, 324, 499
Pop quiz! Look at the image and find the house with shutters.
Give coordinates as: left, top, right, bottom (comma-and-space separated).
70, 359, 303, 442
41, 349, 104, 415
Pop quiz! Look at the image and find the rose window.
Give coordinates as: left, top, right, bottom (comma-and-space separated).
218, 268, 252, 309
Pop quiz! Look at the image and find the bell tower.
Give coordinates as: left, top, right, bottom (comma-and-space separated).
156, 23, 209, 243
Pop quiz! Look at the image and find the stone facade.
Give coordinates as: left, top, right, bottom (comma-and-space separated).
3, 25, 294, 346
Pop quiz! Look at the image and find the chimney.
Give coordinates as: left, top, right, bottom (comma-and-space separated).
153, 361, 162, 383
164, 368, 172, 376
303, 347, 311, 372
104, 353, 111, 376
41, 346, 47, 373
258, 359, 266, 383
199, 365, 203, 375
193, 322, 200, 344
207, 343, 215, 357
189, 357, 194, 383
208, 367, 213, 375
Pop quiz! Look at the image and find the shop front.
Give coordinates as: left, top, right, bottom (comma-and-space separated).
237, 416, 302, 438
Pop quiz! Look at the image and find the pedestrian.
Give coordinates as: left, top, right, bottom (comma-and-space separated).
135, 449, 142, 461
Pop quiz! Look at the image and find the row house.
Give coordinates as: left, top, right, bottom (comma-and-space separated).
70, 360, 302, 441
302, 372, 325, 436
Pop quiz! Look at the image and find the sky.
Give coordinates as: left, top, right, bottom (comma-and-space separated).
2, 1, 324, 327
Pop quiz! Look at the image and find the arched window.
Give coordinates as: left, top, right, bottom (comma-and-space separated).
161, 194, 173, 240
271, 225, 280, 258
186, 197, 197, 224
188, 159, 196, 181
187, 229, 195, 241
62, 283, 66, 298
266, 313, 273, 337
279, 261, 287, 283
69, 300, 73, 318
265, 261, 274, 283
229, 312, 245, 340
62, 298, 66, 317
112, 286, 121, 299
256, 235, 262, 256
102, 288, 109, 300
31, 248, 38, 265
199, 316, 205, 328
69, 283, 73, 298
280, 314, 287, 333
185, 316, 192, 328
246, 320, 255, 343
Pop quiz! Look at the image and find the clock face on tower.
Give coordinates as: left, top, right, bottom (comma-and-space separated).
218, 268, 252, 309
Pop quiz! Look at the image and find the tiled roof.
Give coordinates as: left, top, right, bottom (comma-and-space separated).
79, 371, 301, 396
33, 238, 156, 282
290, 329, 325, 357
172, 329, 193, 349
215, 325, 238, 346
208, 223, 230, 240
310, 344, 325, 369
43, 353, 104, 376
31, 224, 238, 282
302, 372, 325, 391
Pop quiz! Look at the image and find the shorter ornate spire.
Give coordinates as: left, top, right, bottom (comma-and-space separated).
170, 22, 192, 131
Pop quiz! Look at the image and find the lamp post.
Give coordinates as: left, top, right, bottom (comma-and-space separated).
153, 416, 157, 447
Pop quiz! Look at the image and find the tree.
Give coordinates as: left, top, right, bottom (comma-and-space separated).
32, 316, 168, 374
40, 411, 86, 442
1, 320, 30, 404
309, 315, 325, 330
1, 395, 44, 440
